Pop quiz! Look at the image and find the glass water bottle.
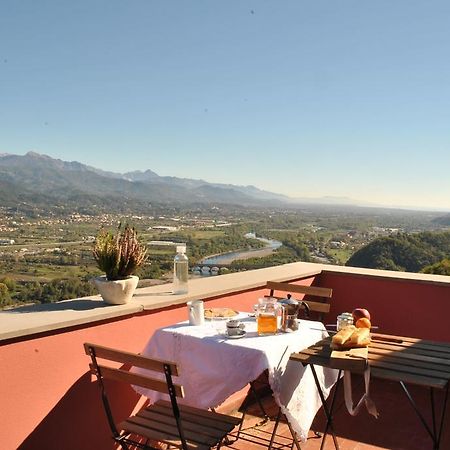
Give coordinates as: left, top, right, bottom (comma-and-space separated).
173, 245, 189, 294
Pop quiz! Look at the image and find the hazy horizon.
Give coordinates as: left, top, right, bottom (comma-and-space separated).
3, 150, 450, 214
1, 1, 450, 211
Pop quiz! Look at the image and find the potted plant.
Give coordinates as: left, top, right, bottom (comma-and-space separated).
93, 224, 148, 305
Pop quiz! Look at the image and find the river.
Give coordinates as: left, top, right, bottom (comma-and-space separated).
200, 233, 282, 265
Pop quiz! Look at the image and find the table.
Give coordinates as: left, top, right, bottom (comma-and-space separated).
290, 332, 450, 450
134, 314, 339, 442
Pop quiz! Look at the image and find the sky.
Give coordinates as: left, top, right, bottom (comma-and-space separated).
1, 1, 450, 211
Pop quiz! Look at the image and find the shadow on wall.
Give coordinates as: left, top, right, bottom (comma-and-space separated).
4, 299, 108, 314
18, 372, 143, 450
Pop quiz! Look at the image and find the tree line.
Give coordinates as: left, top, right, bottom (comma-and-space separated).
346, 231, 450, 275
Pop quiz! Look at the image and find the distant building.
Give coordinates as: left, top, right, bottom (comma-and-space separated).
329, 241, 346, 249
149, 240, 184, 247
0, 239, 15, 245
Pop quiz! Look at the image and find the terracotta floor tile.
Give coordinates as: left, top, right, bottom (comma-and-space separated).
220, 377, 447, 450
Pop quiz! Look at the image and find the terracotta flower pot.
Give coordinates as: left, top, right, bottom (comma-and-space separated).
93, 275, 139, 305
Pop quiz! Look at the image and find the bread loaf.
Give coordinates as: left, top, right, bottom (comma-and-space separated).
331, 325, 371, 349
348, 327, 370, 346
332, 325, 356, 346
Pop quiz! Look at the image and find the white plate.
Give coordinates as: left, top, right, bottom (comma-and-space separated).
226, 330, 246, 339
204, 308, 239, 320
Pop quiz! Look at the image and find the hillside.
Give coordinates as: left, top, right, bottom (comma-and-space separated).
433, 214, 450, 226
0, 152, 289, 213
346, 231, 450, 272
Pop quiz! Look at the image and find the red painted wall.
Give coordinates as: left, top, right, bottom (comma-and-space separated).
318, 272, 450, 342
2, 272, 449, 450
0, 288, 270, 450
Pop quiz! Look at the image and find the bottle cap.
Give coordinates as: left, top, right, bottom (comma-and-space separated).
176, 245, 186, 253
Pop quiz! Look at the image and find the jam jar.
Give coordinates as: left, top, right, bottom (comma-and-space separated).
337, 312, 354, 331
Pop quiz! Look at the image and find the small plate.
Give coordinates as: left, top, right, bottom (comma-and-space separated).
226, 330, 246, 339
204, 307, 239, 320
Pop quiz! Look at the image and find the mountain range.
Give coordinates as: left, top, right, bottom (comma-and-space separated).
0, 152, 296, 214
3, 152, 448, 217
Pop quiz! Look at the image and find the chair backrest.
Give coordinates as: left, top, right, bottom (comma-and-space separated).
84, 343, 188, 448
266, 280, 332, 321
84, 342, 183, 397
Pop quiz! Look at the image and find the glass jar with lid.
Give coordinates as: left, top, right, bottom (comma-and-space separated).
255, 297, 282, 335
337, 312, 354, 331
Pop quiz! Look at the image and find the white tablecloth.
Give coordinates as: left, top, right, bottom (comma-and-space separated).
134, 315, 338, 442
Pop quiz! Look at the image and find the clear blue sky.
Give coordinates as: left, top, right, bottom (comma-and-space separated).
1, 1, 450, 210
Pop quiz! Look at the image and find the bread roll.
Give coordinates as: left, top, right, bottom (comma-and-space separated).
348, 327, 370, 346
332, 325, 356, 346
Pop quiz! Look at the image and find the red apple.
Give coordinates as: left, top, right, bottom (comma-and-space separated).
352, 308, 371, 322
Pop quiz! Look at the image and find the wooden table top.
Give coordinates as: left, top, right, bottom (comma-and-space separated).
290, 333, 450, 389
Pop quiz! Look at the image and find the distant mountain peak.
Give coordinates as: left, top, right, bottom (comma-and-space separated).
26, 150, 45, 157
123, 169, 160, 181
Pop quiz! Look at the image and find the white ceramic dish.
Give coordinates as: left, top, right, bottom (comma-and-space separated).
204, 308, 239, 320
226, 330, 246, 339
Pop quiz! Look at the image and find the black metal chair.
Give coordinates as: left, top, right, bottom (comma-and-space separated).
84, 342, 242, 450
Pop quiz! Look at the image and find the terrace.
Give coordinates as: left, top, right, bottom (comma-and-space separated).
1, 261, 450, 450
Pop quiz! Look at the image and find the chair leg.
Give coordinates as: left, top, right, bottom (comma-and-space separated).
268, 407, 302, 450
235, 380, 269, 442
250, 380, 270, 421
268, 407, 282, 450
115, 437, 130, 450
235, 409, 246, 441
286, 418, 302, 450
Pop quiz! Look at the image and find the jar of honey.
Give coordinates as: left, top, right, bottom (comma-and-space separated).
256, 297, 282, 335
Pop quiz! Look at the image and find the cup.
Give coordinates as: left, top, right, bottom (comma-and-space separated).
226, 320, 245, 336
187, 300, 204, 326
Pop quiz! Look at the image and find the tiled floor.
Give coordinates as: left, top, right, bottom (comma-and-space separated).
220, 377, 448, 450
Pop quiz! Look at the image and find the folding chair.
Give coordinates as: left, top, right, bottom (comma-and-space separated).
239, 280, 333, 449
266, 281, 332, 322
84, 342, 242, 450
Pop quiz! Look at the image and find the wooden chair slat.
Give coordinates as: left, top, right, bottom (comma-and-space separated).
156, 399, 242, 426
371, 367, 448, 389
120, 420, 182, 447
370, 341, 450, 359
371, 335, 450, 356
267, 296, 330, 313
369, 347, 450, 372
297, 341, 332, 357
137, 409, 233, 438
124, 415, 218, 447
372, 334, 450, 351
149, 402, 239, 431
91, 364, 184, 397
84, 342, 179, 375
267, 280, 332, 298
368, 357, 450, 380
289, 352, 330, 367
118, 420, 209, 450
